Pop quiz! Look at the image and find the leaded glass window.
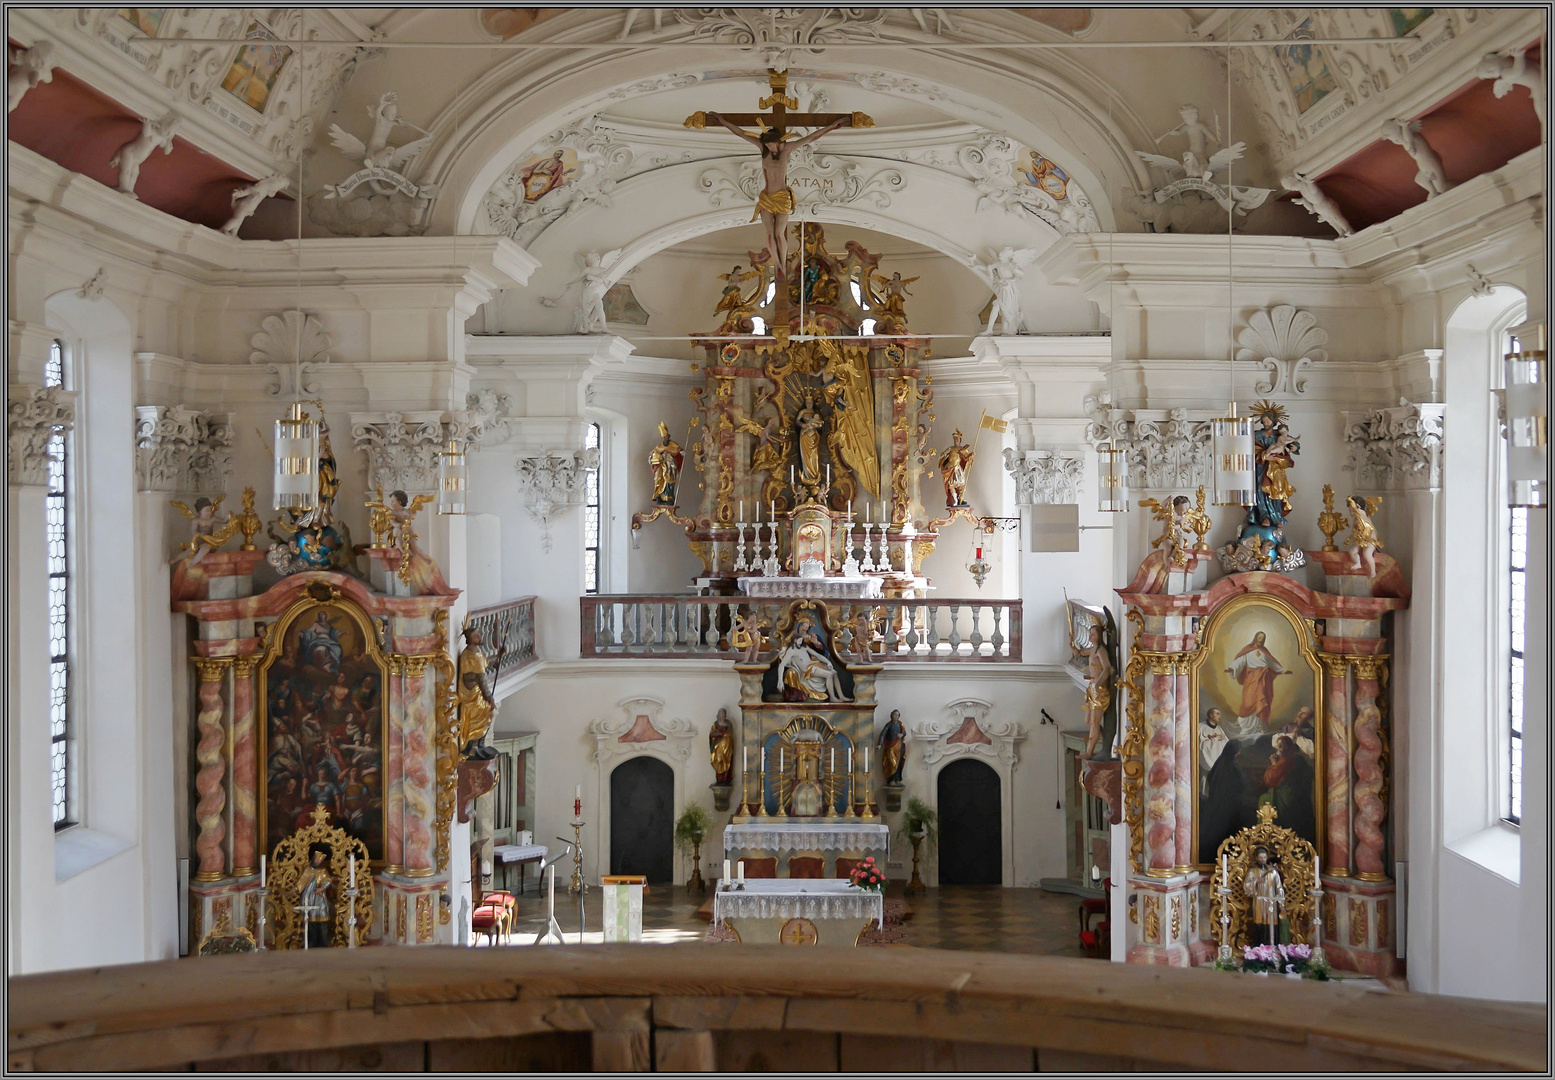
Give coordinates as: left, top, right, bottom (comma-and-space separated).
45, 339, 73, 829
584, 421, 601, 595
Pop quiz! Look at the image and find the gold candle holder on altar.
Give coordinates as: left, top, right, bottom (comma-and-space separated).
823, 768, 839, 818
754, 761, 769, 817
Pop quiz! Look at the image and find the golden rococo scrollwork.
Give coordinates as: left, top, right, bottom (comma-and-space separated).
1208, 803, 1317, 953
1120, 649, 1149, 875
265, 805, 374, 949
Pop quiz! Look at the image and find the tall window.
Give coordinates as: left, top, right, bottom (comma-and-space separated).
1508, 504, 1527, 823
44, 340, 73, 829
583, 421, 601, 595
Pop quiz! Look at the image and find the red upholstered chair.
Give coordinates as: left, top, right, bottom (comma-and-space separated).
788, 856, 824, 879
741, 857, 778, 878
471, 905, 501, 945
835, 857, 862, 879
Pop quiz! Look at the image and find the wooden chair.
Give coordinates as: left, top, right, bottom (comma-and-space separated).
835, 857, 862, 879
741, 857, 778, 879
788, 856, 824, 879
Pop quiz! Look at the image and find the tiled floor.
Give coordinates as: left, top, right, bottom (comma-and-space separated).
488, 881, 1099, 957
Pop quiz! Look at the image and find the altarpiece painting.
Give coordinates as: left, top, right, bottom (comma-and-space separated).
1191, 595, 1323, 866
260, 597, 389, 864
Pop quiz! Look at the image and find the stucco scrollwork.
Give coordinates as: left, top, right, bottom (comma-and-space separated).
350, 412, 447, 493
1085, 394, 1214, 491
135, 405, 233, 493
516, 448, 599, 552
1002, 447, 1084, 505
699, 146, 906, 212
1343, 399, 1445, 491
8, 384, 74, 487
587, 697, 697, 764
911, 699, 1026, 768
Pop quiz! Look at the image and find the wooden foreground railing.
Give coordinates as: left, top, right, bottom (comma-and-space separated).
582, 595, 1022, 661
7, 947, 1545, 1072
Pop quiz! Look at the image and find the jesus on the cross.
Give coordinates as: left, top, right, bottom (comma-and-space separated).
703, 113, 849, 266
686, 70, 872, 269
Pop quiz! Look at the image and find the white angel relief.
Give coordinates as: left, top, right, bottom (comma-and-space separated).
1131, 104, 1272, 227
324, 92, 434, 200
1137, 105, 1246, 181
540, 249, 624, 334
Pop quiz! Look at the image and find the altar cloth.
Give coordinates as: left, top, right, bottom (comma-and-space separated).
737, 576, 883, 599
713, 878, 884, 928
724, 822, 889, 859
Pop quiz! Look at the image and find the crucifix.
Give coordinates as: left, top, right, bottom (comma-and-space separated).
686, 69, 874, 285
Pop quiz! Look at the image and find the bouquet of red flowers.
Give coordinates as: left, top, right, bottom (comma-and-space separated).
848, 856, 885, 892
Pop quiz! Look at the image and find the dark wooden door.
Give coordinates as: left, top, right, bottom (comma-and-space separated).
610, 757, 674, 882
937, 758, 1002, 885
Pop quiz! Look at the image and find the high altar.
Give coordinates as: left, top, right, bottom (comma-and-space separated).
634, 225, 972, 596
723, 600, 889, 876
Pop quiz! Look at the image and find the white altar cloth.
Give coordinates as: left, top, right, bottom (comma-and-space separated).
713, 878, 883, 928
494, 843, 548, 864
737, 576, 883, 599
724, 822, 889, 859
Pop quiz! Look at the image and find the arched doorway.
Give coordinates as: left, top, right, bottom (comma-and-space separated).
937, 759, 1002, 885
609, 757, 674, 882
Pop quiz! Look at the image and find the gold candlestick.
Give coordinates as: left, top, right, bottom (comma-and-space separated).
755, 763, 769, 817
568, 819, 585, 896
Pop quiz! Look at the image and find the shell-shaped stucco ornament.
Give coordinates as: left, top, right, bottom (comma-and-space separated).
1236, 305, 1328, 396
249, 310, 332, 396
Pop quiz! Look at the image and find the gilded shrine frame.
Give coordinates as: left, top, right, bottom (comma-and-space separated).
256, 586, 392, 869
1188, 593, 1325, 873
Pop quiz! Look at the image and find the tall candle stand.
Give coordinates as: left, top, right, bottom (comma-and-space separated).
762, 523, 781, 577
844, 772, 858, 818
754, 759, 769, 817
824, 765, 839, 818
876, 520, 893, 572
255, 887, 269, 951
343, 885, 359, 948
1215, 873, 1234, 963
861, 772, 878, 819
1309, 881, 1327, 966
859, 522, 877, 572
568, 818, 586, 896
294, 903, 310, 950
734, 520, 750, 572
736, 764, 750, 817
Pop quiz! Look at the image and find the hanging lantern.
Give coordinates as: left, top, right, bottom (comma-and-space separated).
1211, 402, 1255, 507
272, 401, 318, 512
1097, 441, 1129, 513
438, 437, 468, 516
966, 535, 992, 590
1506, 325, 1548, 509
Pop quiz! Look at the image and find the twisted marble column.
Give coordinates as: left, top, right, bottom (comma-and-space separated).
402, 657, 436, 876
1321, 655, 1353, 876
1144, 657, 1177, 876
385, 659, 406, 872
1351, 657, 1389, 880
1172, 659, 1192, 871
229, 657, 258, 876
192, 658, 231, 882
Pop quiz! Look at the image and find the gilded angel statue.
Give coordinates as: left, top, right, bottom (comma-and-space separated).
1344, 495, 1384, 578
1138, 494, 1192, 567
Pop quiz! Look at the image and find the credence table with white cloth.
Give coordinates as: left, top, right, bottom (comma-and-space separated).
713, 878, 884, 946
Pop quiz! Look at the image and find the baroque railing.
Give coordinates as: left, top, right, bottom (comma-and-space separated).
465, 596, 538, 681
580, 596, 1021, 662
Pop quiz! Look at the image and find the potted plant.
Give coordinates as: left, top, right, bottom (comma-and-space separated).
674, 803, 712, 896
899, 796, 938, 897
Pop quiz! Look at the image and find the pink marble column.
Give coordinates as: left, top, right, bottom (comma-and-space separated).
192, 658, 230, 881
1322, 656, 1352, 876
401, 658, 436, 876
229, 658, 258, 876
1143, 659, 1177, 875
1173, 659, 1193, 870
385, 660, 406, 872
1351, 657, 1389, 880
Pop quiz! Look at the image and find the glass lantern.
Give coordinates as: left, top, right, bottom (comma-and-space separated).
1097, 441, 1129, 513
1211, 403, 1255, 507
438, 437, 467, 516
272, 401, 318, 512
1506, 326, 1548, 509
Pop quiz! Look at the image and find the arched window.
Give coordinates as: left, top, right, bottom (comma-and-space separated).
584, 420, 602, 595
44, 339, 73, 829
1498, 322, 1529, 823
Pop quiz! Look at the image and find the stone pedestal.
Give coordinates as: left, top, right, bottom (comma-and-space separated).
1321, 875, 1399, 978
1126, 871, 1210, 966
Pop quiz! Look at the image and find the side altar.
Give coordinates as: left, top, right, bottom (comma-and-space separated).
723, 600, 887, 877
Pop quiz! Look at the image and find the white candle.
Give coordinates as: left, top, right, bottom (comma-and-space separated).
349, 853, 356, 888
724, 859, 731, 881
790, 464, 795, 483
738, 860, 745, 881
864, 747, 870, 773
743, 745, 748, 772
260, 855, 265, 888
1221, 852, 1228, 885
826, 464, 831, 483
1314, 853, 1320, 881
847, 499, 852, 522
770, 500, 775, 521
739, 500, 744, 521
779, 748, 784, 772
848, 747, 853, 773
575, 783, 581, 801
831, 747, 835, 772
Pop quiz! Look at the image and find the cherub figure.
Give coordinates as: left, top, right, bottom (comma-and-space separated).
8, 41, 55, 113
171, 495, 237, 565
731, 611, 770, 663
868, 271, 919, 322
1344, 495, 1384, 577
1281, 171, 1353, 237
1139, 494, 1192, 567
1478, 49, 1545, 132
326, 91, 433, 186
715, 263, 760, 331
109, 113, 181, 198
1140, 104, 1245, 180
1380, 118, 1453, 198
542, 250, 622, 334
387, 490, 436, 585
221, 174, 289, 237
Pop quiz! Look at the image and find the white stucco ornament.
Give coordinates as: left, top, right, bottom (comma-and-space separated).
1281, 171, 1353, 237
313, 92, 438, 236
222, 175, 290, 237
1002, 447, 1084, 505
1133, 105, 1271, 227
516, 449, 599, 551
7, 384, 74, 488
1237, 305, 1330, 397
541, 250, 622, 334
1379, 118, 1453, 199
249, 310, 332, 397
1478, 48, 1545, 135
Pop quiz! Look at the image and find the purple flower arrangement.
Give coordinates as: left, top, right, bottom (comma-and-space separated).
1232, 941, 1329, 979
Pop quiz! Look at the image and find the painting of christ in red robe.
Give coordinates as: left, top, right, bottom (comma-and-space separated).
1224, 631, 1289, 736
